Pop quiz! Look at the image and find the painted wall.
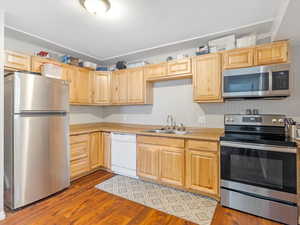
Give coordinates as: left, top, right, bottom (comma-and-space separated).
0, 11, 6, 220
102, 45, 300, 128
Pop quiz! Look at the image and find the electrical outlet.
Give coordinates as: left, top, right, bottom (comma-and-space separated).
198, 116, 206, 126
123, 115, 127, 121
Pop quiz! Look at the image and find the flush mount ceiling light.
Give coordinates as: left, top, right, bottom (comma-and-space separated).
80, 0, 111, 14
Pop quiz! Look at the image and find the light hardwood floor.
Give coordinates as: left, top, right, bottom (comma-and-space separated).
0, 171, 282, 225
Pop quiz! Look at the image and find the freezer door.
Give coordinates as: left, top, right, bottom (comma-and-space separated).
13, 113, 70, 209
13, 73, 69, 113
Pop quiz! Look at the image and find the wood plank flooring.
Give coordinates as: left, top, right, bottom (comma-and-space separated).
0, 170, 282, 225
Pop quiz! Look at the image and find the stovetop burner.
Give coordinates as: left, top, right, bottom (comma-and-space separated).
221, 114, 297, 147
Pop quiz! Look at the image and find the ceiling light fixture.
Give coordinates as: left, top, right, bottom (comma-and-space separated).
80, 0, 111, 14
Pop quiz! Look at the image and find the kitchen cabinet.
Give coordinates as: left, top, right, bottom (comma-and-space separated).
62, 65, 78, 103
4, 50, 31, 71
31, 56, 60, 73
70, 134, 90, 179
144, 62, 167, 80
102, 132, 111, 170
167, 58, 192, 76
159, 146, 185, 186
192, 53, 222, 102
137, 143, 160, 181
185, 140, 219, 197
137, 136, 184, 186
127, 67, 145, 104
111, 70, 128, 104
76, 68, 93, 104
222, 47, 254, 69
90, 132, 104, 169
254, 41, 288, 65
92, 71, 111, 105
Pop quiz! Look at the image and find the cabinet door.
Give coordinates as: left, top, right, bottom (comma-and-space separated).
31, 56, 59, 73
193, 54, 222, 102
63, 65, 78, 103
102, 132, 111, 170
127, 68, 144, 104
167, 58, 191, 76
76, 68, 92, 104
186, 150, 219, 196
111, 70, 128, 104
144, 63, 167, 80
93, 72, 111, 105
4, 50, 31, 71
159, 147, 184, 186
90, 132, 104, 169
223, 48, 254, 69
254, 41, 288, 65
137, 144, 159, 181
70, 134, 90, 179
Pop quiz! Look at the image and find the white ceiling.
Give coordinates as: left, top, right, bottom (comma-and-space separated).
1, 0, 284, 63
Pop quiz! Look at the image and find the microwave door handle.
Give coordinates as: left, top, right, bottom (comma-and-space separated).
269, 70, 272, 91
220, 141, 297, 153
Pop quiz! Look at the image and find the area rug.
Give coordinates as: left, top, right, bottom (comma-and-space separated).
96, 175, 217, 225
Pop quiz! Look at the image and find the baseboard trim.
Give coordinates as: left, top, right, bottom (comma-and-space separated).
0, 210, 6, 220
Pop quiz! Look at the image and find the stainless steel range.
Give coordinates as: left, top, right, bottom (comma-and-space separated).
220, 114, 298, 225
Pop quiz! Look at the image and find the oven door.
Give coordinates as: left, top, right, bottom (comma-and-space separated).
221, 141, 297, 196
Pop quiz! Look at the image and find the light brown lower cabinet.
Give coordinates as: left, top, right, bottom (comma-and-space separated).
137, 136, 220, 199
102, 132, 111, 170
185, 140, 219, 197
159, 146, 185, 186
70, 131, 111, 180
70, 134, 90, 179
137, 136, 185, 187
137, 143, 160, 181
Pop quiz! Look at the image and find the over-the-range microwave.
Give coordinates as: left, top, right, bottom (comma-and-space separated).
223, 64, 291, 99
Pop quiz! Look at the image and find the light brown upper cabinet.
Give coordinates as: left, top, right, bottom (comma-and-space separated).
127, 67, 145, 104
223, 47, 254, 69
4, 50, 31, 71
92, 71, 111, 105
185, 140, 219, 198
75, 67, 93, 104
31, 56, 60, 73
62, 65, 78, 103
89, 132, 104, 169
192, 53, 222, 102
111, 70, 128, 104
254, 41, 288, 65
167, 58, 192, 76
144, 62, 167, 80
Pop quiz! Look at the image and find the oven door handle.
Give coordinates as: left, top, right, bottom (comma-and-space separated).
220, 141, 297, 153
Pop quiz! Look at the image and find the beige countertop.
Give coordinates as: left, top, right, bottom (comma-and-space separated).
70, 122, 224, 141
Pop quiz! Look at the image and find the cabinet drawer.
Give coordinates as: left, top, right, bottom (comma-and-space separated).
137, 135, 184, 148
167, 58, 191, 75
70, 134, 90, 160
71, 157, 90, 179
187, 140, 218, 152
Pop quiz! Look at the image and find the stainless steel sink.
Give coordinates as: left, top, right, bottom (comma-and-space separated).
143, 128, 191, 135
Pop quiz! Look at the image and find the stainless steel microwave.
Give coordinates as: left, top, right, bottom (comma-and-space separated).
223, 64, 291, 99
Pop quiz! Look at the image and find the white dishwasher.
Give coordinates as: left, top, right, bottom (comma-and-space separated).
111, 133, 137, 178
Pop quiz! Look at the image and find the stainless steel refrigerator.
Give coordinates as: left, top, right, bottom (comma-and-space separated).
4, 72, 70, 209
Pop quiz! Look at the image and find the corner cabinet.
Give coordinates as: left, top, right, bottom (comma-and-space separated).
90, 132, 104, 169
127, 67, 145, 104
192, 54, 222, 102
111, 70, 128, 104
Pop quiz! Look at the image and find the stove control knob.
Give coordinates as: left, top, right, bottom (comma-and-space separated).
278, 119, 284, 123
272, 119, 277, 123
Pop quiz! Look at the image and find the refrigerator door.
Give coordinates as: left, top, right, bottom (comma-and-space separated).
12, 113, 70, 209
12, 72, 69, 113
